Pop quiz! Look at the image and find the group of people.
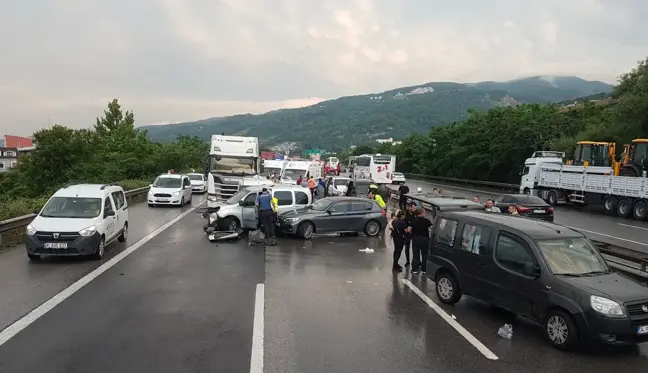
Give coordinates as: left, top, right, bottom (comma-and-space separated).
388, 202, 433, 273
472, 195, 519, 215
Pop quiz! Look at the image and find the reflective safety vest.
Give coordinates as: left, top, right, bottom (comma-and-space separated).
373, 194, 386, 209
272, 197, 279, 213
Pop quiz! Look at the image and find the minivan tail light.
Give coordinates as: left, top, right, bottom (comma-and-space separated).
548, 207, 554, 213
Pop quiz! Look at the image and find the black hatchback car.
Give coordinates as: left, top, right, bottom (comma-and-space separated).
493, 194, 554, 222
427, 211, 648, 349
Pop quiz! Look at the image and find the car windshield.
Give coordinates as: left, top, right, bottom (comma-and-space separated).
282, 169, 303, 179
188, 174, 203, 181
536, 238, 609, 276
334, 179, 349, 186
40, 197, 103, 218
311, 199, 333, 211
153, 177, 182, 188
226, 189, 249, 204
261, 167, 281, 177
393, 172, 403, 176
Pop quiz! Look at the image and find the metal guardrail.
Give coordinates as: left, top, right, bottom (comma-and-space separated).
402, 173, 519, 192
384, 185, 648, 282
0, 187, 150, 246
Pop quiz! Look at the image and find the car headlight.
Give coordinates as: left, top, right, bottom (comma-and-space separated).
590, 295, 625, 316
209, 213, 218, 224
26, 224, 36, 236
284, 217, 300, 223
172, 191, 180, 196
79, 226, 97, 237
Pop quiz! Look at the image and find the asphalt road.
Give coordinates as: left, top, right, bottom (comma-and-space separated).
401, 179, 648, 254
264, 235, 648, 373
0, 197, 265, 373
0, 194, 206, 335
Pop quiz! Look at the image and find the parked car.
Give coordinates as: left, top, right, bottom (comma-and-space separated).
391, 172, 406, 184
25, 184, 129, 261
327, 176, 351, 196
493, 194, 554, 222
427, 211, 648, 350
148, 174, 193, 207
187, 173, 207, 193
277, 197, 387, 239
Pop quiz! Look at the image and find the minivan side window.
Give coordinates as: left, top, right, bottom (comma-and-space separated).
183, 178, 191, 188
460, 224, 491, 255
242, 193, 258, 207
494, 232, 536, 274
434, 218, 458, 248
295, 191, 309, 205
274, 191, 293, 206
111, 191, 124, 210
104, 197, 114, 216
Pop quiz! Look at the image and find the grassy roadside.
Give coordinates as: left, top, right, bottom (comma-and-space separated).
0, 179, 152, 222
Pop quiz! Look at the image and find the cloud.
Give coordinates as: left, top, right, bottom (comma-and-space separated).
1, 0, 647, 135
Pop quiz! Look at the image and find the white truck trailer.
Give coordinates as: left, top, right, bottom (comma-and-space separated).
520, 151, 648, 220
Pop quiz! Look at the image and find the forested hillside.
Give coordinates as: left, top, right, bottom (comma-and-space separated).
140, 76, 613, 148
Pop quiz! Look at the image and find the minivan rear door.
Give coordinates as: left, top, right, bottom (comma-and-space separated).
454, 223, 497, 301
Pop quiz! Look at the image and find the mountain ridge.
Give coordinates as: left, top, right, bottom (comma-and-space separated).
139, 75, 614, 148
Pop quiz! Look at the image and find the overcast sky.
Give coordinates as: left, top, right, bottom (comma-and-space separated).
1, 0, 646, 136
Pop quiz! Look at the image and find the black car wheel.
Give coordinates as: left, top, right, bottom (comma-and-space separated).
435, 271, 462, 304
298, 222, 315, 239
617, 198, 632, 217
545, 309, 579, 350
364, 220, 381, 237
633, 200, 648, 220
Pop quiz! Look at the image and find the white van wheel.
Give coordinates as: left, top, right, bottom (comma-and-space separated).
118, 223, 128, 242
92, 237, 105, 260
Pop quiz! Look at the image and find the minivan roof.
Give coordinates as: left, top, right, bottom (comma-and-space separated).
54, 184, 121, 198
442, 211, 584, 240
245, 184, 309, 192
157, 174, 183, 179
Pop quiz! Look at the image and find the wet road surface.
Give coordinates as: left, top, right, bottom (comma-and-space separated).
402, 179, 648, 253
0, 199, 264, 373
0, 194, 205, 335
264, 234, 648, 373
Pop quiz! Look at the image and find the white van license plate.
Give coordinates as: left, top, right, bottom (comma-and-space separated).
156, 198, 169, 202
637, 325, 648, 335
533, 209, 545, 214
44, 242, 67, 249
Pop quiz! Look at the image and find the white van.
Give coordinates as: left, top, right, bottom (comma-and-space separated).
211, 184, 312, 231
148, 174, 193, 207
281, 161, 323, 183
25, 184, 129, 261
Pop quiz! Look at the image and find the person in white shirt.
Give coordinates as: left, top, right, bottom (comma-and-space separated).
484, 199, 501, 213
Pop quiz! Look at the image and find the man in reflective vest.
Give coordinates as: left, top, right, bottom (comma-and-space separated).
369, 190, 386, 210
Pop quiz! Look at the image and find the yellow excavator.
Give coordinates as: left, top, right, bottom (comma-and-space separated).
570, 140, 648, 176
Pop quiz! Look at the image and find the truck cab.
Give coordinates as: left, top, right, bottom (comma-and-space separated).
519, 153, 565, 194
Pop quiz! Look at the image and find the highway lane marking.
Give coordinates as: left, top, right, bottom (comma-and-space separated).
0, 206, 197, 347
402, 279, 499, 361
564, 226, 648, 247
250, 283, 265, 373
618, 223, 648, 232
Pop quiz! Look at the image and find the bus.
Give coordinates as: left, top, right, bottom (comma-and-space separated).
353, 154, 396, 184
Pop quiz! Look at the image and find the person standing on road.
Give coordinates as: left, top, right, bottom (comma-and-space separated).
402, 202, 417, 268
369, 190, 386, 210
307, 177, 316, 199
398, 183, 410, 210
256, 188, 277, 246
409, 208, 433, 274
346, 180, 356, 196
391, 210, 408, 272
485, 199, 501, 213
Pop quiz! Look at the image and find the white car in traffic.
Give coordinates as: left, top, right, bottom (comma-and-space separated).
391, 172, 406, 184
148, 174, 193, 207
187, 173, 207, 193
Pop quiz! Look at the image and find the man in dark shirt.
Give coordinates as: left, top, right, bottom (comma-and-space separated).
403, 202, 417, 267
256, 188, 276, 246
398, 184, 410, 210
409, 208, 433, 274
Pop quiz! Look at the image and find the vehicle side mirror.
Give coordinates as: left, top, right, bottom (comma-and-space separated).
149, 184, 153, 188
239, 200, 245, 206
104, 210, 115, 218
327, 208, 336, 213
524, 262, 541, 277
